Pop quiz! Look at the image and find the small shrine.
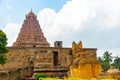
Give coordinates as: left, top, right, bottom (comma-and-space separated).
100, 67, 120, 80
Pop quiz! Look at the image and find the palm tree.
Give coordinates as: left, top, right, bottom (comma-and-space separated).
98, 57, 104, 65
113, 56, 120, 70
98, 57, 104, 71
98, 56, 110, 72
102, 51, 113, 70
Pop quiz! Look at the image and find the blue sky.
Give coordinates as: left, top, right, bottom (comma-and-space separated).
1, 0, 120, 56
0, 0, 67, 28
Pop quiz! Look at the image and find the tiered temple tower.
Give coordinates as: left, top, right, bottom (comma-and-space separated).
13, 10, 50, 47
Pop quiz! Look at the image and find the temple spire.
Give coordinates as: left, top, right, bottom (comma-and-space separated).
12, 11, 50, 47
30, 8, 32, 12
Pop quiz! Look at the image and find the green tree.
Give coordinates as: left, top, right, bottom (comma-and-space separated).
113, 56, 120, 70
98, 51, 113, 72
0, 30, 8, 65
35, 73, 46, 80
98, 57, 109, 72
98, 57, 104, 70
98, 57, 103, 63
0, 54, 7, 65
103, 51, 112, 67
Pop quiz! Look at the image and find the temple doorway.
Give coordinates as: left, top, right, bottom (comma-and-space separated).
52, 51, 58, 66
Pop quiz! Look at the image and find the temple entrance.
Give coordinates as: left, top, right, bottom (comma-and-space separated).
53, 51, 58, 66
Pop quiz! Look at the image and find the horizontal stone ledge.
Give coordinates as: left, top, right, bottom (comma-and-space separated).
33, 69, 69, 72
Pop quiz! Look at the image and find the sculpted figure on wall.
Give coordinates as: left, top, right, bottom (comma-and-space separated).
72, 41, 82, 67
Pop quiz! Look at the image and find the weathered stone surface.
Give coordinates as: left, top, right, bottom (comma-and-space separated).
69, 41, 102, 79
0, 66, 33, 80
0, 45, 100, 79
0, 47, 72, 79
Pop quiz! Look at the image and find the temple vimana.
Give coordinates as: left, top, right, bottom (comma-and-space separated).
0, 10, 120, 80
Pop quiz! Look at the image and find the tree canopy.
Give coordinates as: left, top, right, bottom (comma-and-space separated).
98, 51, 120, 72
0, 30, 8, 54
0, 30, 8, 65
103, 51, 113, 64
113, 56, 120, 70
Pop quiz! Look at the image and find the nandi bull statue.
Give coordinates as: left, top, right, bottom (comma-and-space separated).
69, 41, 101, 79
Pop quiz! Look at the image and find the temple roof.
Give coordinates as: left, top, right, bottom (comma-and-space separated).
106, 68, 120, 74
27, 9, 35, 17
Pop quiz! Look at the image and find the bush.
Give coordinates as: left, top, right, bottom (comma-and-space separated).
35, 73, 46, 80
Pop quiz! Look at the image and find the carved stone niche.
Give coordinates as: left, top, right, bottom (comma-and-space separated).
28, 53, 36, 66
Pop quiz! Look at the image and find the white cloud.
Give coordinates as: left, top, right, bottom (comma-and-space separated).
37, 0, 120, 56
3, 23, 21, 46
6, 5, 12, 10
37, 0, 120, 43
102, 0, 120, 28
2, 0, 120, 56
97, 48, 120, 57
37, 8, 57, 46
53, 0, 97, 32
37, 0, 98, 46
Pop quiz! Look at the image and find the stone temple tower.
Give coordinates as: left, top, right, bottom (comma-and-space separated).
13, 10, 50, 47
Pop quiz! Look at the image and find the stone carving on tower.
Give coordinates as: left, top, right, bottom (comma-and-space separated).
12, 10, 50, 47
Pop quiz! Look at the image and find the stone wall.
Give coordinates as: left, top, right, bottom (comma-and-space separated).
0, 47, 72, 70
0, 66, 33, 80
0, 46, 98, 79
0, 47, 72, 79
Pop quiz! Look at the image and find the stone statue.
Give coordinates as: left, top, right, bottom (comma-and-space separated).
28, 53, 36, 66
70, 41, 102, 79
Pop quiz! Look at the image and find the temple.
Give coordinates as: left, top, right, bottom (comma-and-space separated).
13, 10, 50, 47
0, 10, 103, 80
